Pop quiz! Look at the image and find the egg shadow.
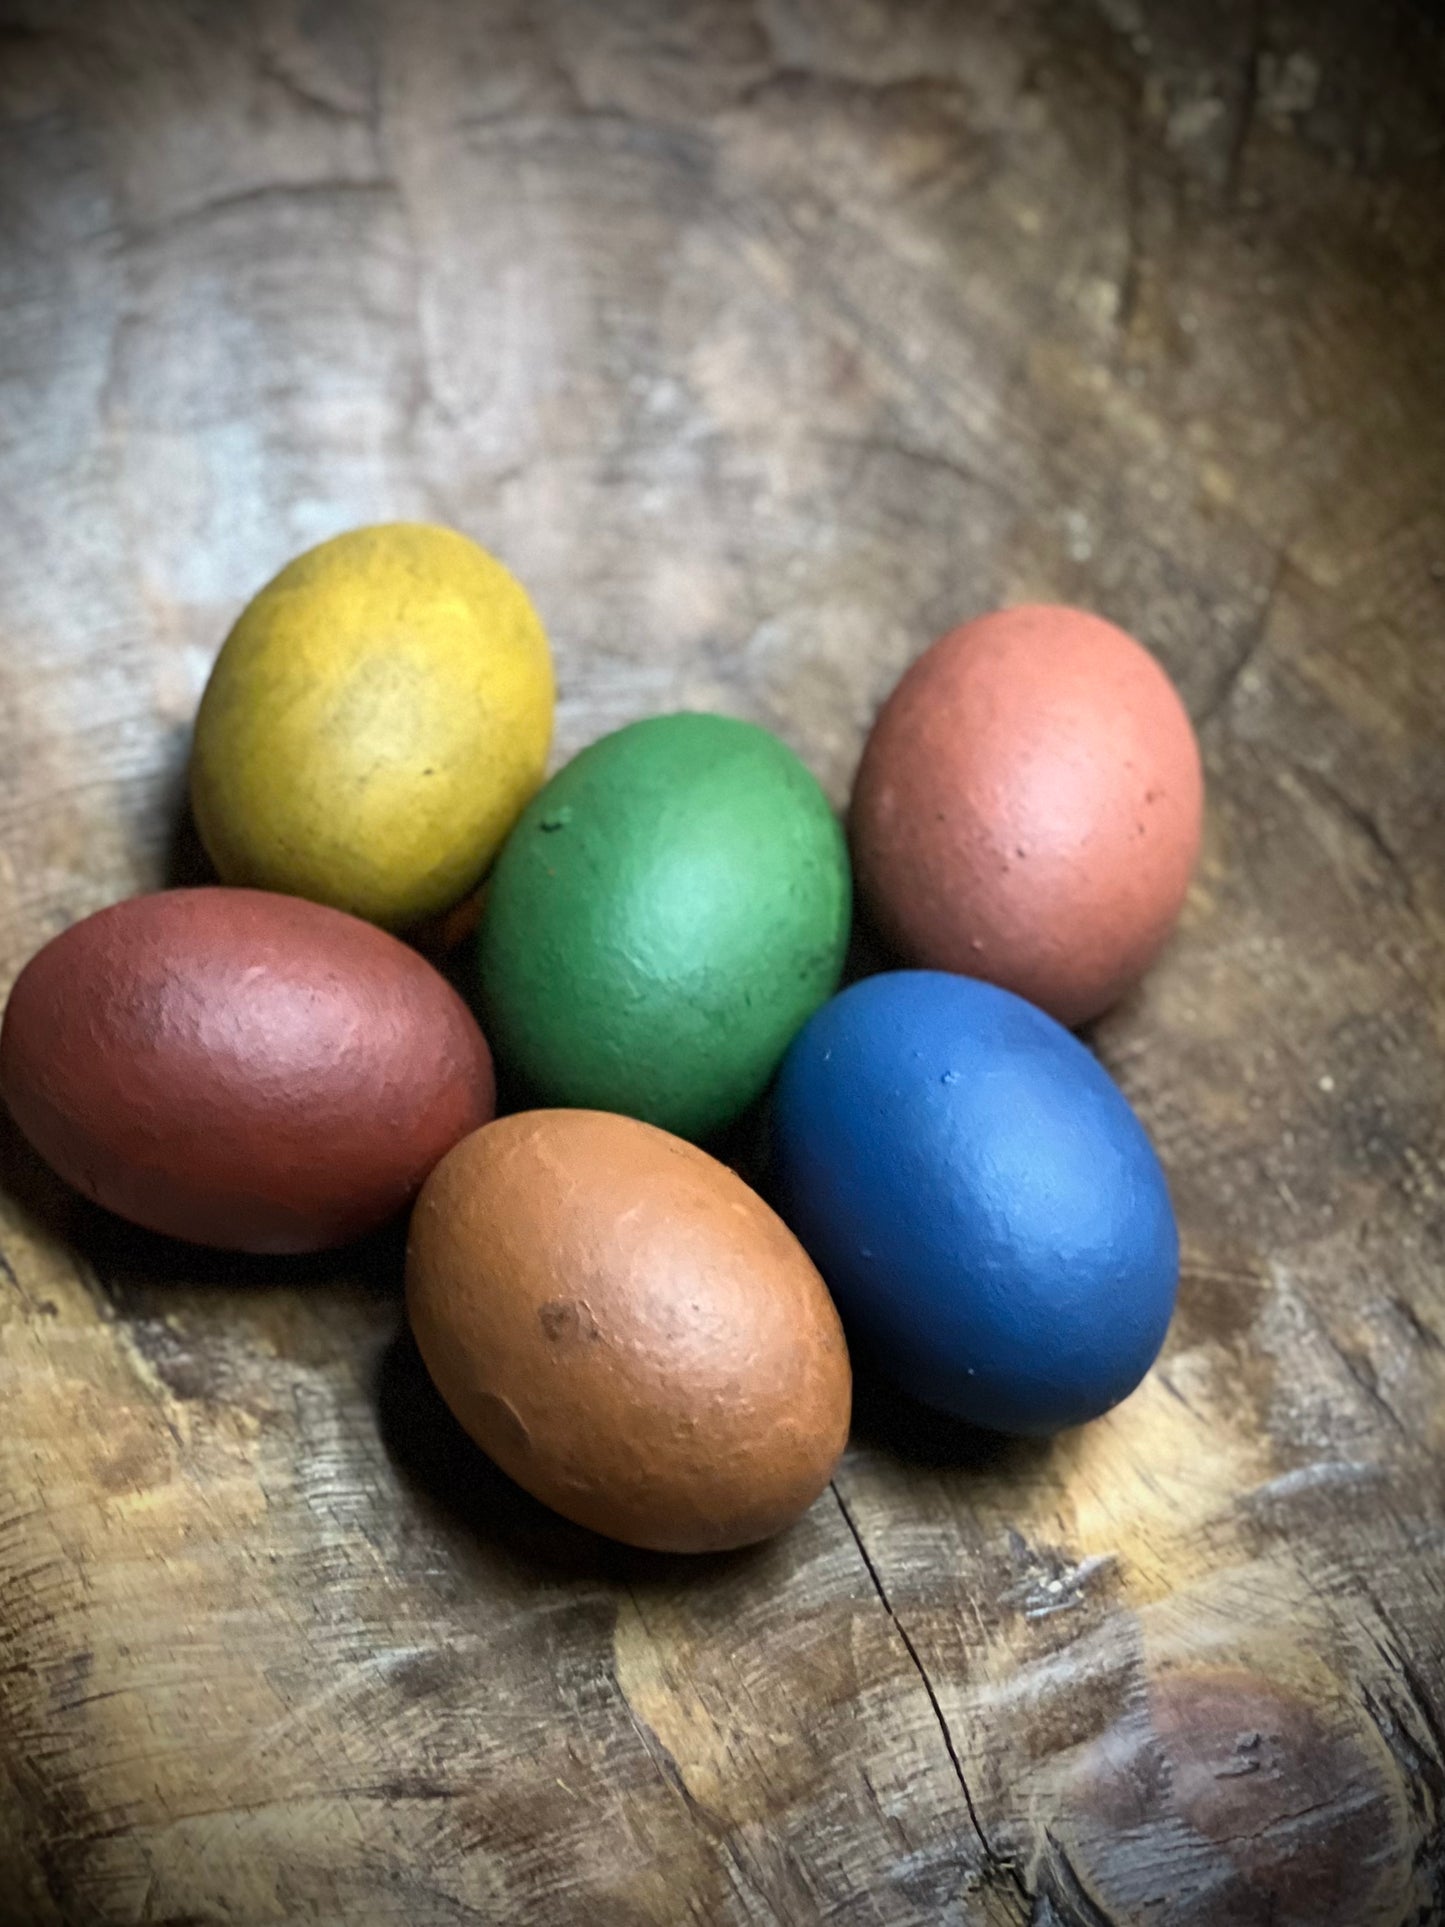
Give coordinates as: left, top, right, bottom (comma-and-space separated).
699, 1088, 772, 1194
838, 894, 895, 991
485, 1052, 546, 1125
165, 796, 217, 891
373, 1323, 777, 1591
0, 1102, 409, 1315
690, 904, 891, 1192
156, 745, 481, 1006
478, 1045, 777, 1200
150, 731, 217, 891
93, 1208, 410, 1313
844, 1360, 1058, 1477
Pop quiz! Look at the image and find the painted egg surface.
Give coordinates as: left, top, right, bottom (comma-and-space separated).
475, 713, 851, 1142
850, 605, 1203, 1026
191, 523, 554, 931
406, 1109, 852, 1552
0, 889, 495, 1252
771, 971, 1178, 1435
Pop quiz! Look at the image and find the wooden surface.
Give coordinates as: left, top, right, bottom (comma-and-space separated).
1, 2, 1443, 1922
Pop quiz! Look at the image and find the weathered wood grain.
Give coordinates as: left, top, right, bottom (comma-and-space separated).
0, 2, 1442, 1922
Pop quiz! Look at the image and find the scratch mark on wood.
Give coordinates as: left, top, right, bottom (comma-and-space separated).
1197, 550, 1287, 730
256, 50, 368, 124
117, 179, 400, 252
1391, 1296, 1443, 1353
1286, 761, 1425, 920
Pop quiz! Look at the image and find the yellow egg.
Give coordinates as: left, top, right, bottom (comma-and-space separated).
190, 523, 554, 930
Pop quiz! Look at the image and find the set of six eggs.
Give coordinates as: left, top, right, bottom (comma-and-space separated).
0, 523, 1203, 1553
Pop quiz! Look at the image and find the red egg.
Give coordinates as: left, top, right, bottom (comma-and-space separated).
850, 606, 1204, 1026
0, 888, 495, 1252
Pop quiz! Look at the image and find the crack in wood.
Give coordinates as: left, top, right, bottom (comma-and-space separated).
829, 1482, 1031, 1909
1115, 81, 1145, 347
1223, 0, 1266, 205
616, 1587, 793, 1927
1037, 1829, 1120, 1927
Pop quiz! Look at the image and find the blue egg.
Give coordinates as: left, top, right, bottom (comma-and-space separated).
771, 971, 1178, 1435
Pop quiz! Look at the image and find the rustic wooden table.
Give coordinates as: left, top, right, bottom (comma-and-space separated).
1, 3, 1442, 1923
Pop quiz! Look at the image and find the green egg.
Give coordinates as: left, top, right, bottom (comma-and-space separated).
475, 713, 851, 1141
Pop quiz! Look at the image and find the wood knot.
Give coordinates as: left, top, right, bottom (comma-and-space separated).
1053, 1664, 1414, 1925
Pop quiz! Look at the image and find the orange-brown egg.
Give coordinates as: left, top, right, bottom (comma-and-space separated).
406, 1110, 852, 1552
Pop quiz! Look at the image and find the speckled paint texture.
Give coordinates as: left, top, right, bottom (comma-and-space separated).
771, 971, 1178, 1435
0, 888, 495, 1252
475, 713, 851, 1141
406, 1109, 852, 1552
850, 605, 1204, 1027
